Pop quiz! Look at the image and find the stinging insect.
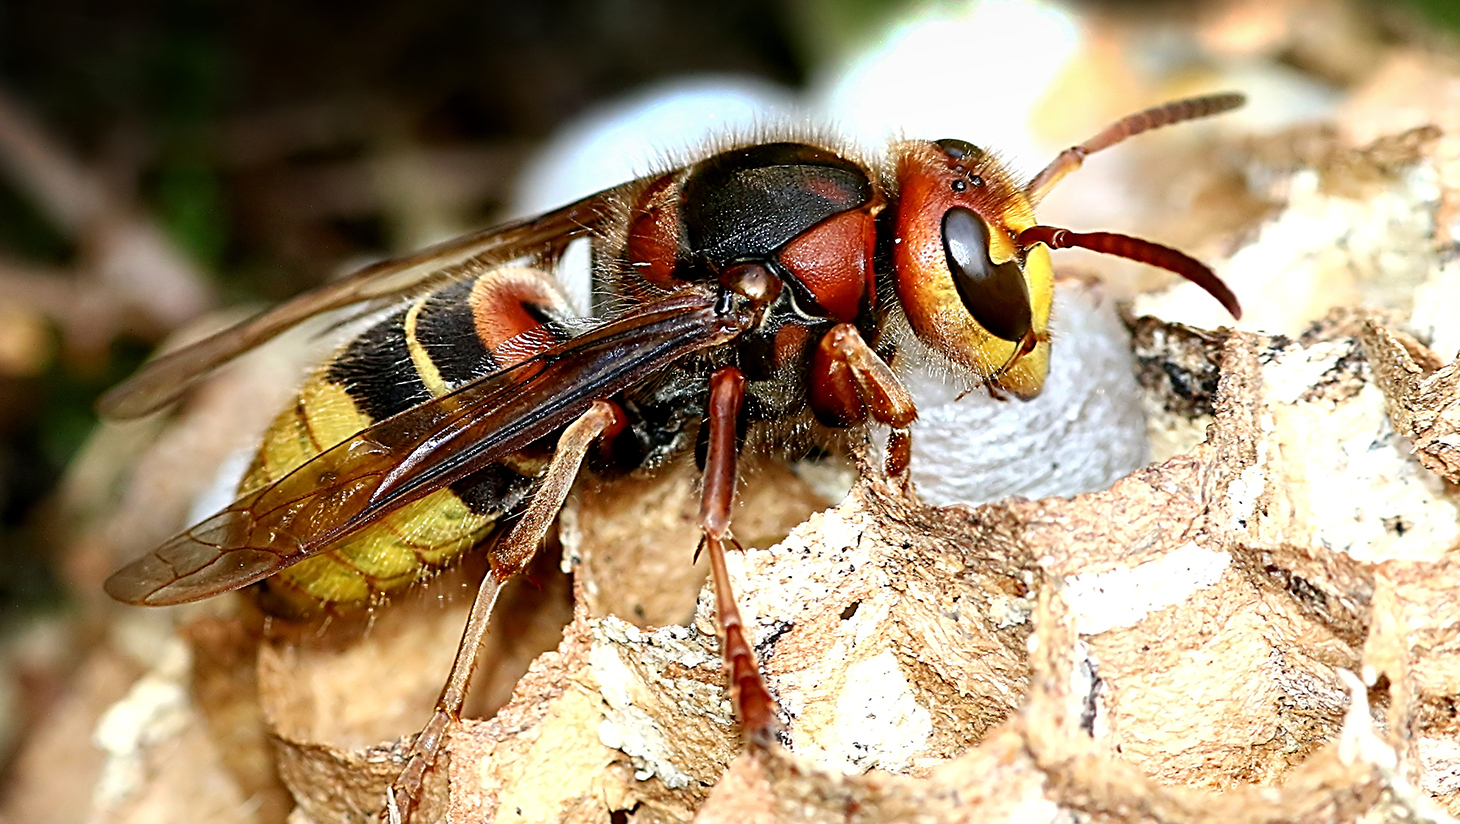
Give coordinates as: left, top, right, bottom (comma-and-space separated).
102, 93, 1246, 821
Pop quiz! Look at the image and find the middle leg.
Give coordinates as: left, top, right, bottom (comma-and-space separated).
698, 365, 780, 745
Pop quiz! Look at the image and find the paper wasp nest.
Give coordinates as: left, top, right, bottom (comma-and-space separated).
30, 15, 1460, 824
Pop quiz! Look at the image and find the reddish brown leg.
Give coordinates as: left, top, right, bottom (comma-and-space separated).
809, 323, 918, 482
699, 366, 780, 745
382, 401, 622, 824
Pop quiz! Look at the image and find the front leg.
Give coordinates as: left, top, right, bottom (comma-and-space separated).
699, 365, 780, 745
809, 323, 918, 481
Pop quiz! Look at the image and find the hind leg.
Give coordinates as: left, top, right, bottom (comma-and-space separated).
382, 400, 624, 823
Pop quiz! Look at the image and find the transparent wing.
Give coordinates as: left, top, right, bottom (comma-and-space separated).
104, 290, 748, 606
99, 181, 644, 419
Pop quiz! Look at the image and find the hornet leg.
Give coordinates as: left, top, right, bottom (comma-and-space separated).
383, 400, 624, 823
809, 323, 918, 482
698, 366, 779, 745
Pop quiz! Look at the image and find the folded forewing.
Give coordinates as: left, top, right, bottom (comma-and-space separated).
104, 290, 748, 606
99, 182, 642, 419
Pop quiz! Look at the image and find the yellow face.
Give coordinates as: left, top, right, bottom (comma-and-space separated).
891, 140, 1052, 399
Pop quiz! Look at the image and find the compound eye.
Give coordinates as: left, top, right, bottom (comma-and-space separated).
934, 138, 983, 162
941, 207, 1032, 342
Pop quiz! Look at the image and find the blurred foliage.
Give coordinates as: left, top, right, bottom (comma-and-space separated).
0, 340, 151, 616
0, 184, 70, 264
1408, 0, 1460, 33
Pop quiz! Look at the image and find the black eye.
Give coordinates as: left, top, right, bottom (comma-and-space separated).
935, 138, 983, 162
941, 207, 1031, 342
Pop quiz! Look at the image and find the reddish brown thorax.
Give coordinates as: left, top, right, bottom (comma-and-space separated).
624, 173, 684, 293
776, 206, 877, 323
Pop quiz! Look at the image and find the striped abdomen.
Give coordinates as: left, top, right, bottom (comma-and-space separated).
241, 266, 572, 614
